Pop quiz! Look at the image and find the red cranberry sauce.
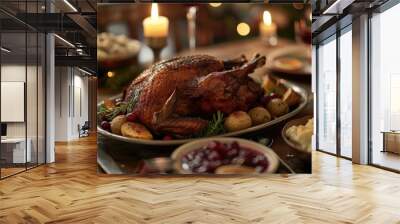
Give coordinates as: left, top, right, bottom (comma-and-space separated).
181, 141, 269, 174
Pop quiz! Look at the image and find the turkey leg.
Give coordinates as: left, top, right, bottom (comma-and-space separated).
186, 54, 266, 100
223, 55, 248, 69
227, 54, 266, 78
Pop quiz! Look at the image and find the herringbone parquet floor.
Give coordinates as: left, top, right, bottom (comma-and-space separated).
1, 135, 400, 224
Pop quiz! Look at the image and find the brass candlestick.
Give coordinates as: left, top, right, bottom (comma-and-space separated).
145, 37, 167, 62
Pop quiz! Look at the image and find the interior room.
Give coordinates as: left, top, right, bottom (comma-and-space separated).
0, 2, 47, 178
313, 0, 400, 172
0, 0, 400, 223
0, 0, 97, 179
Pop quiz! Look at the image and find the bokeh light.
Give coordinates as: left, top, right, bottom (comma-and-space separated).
107, 71, 115, 78
237, 22, 250, 36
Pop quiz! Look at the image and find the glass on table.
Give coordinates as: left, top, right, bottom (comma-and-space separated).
294, 19, 311, 44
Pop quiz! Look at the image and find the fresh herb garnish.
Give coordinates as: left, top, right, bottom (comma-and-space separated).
197, 111, 225, 137
97, 89, 140, 122
126, 88, 140, 113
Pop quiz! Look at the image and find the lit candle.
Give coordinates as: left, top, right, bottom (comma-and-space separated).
259, 11, 277, 37
259, 10, 277, 45
143, 3, 169, 38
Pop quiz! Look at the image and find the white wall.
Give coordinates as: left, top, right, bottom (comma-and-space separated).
54, 66, 69, 141
0, 65, 42, 138
54, 67, 89, 141
72, 73, 89, 138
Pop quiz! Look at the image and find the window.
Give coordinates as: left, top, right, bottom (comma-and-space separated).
316, 26, 353, 158
370, 2, 400, 171
339, 28, 352, 158
317, 36, 337, 154
0, 2, 47, 179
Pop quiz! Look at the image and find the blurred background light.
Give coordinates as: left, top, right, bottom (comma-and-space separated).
209, 3, 222, 8
237, 22, 250, 36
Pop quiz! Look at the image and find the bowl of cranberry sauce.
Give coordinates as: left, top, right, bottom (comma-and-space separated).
171, 138, 279, 174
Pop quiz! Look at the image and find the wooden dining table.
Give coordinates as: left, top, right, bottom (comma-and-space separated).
98, 38, 313, 174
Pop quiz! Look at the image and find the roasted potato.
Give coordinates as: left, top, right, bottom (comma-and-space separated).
110, 115, 127, 135
266, 98, 289, 117
248, 107, 271, 125
121, 122, 153, 140
283, 88, 301, 107
224, 111, 252, 132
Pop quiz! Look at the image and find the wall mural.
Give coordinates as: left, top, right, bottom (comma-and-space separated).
96, 3, 313, 175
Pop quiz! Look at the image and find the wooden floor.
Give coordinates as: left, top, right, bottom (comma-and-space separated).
372, 150, 400, 171
0, 135, 400, 224
1, 167, 26, 178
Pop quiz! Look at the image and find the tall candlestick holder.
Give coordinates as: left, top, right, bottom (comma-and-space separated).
186, 6, 197, 50
145, 36, 167, 62
260, 34, 278, 47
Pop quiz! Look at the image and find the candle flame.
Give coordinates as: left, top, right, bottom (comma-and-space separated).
263, 11, 272, 26
151, 3, 159, 18
209, 3, 222, 7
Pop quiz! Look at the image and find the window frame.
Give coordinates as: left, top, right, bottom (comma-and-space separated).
314, 21, 353, 160
367, 0, 400, 173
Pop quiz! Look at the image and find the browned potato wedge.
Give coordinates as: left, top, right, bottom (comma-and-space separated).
110, 115, 127, 135
121, 122, 153, 140
283, 88, 301, 107
224, 111, 252, 132
262, 76, 277, 95
266, 98, 289, 117
248, 107, 271, 125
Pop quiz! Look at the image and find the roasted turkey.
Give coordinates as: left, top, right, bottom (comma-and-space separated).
124, 54, 266, 137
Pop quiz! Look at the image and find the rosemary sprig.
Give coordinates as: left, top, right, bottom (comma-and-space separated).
197, 111, 225, 137
97, 89, 141, 122
126, 88, 140, 113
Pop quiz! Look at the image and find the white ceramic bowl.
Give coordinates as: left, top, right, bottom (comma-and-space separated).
171, 137, 280, 174
281, 116, 313, 155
